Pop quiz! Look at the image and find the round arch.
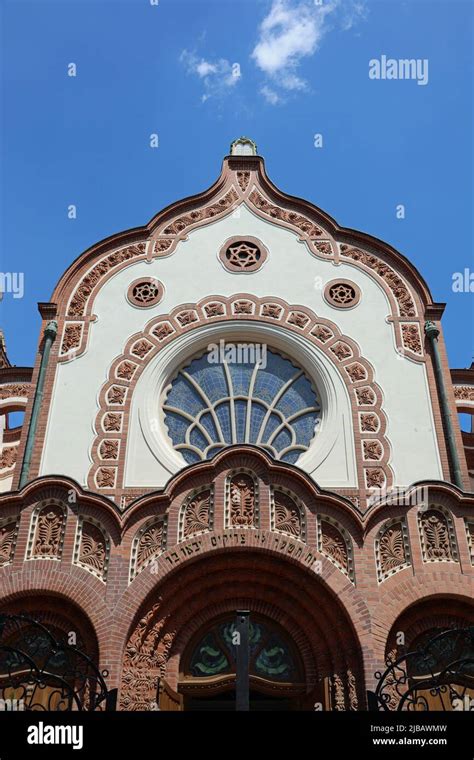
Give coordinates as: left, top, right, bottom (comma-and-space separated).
0, 593, 100, 663
119, 548, 366, 711
385, 595, 474, 656
372, 595, 474, 711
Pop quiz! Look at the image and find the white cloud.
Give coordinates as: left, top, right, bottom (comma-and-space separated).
252, 0, 367, 103
180, 50, 241, 102
280, 73, 307, 91
260, 85, 282, 105
252, 0, 334, 77
196, 61, 218, 77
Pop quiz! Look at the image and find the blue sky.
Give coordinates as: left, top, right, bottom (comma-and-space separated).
0, 0, 472, 376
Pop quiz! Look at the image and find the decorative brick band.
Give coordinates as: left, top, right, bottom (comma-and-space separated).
87, 294, 394, 503
0, 383, 30, 401
338, 245, 416, 317
57, 243, 148, 363
66, 243, 147, 319
453, 385, 474, 406
57, 184, 238, 362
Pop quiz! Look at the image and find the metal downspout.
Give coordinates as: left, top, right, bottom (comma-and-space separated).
424, 320, 464, 489
19, 320, 57, 489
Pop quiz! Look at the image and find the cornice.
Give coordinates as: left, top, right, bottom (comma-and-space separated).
451, 366, 474, 385
425, 303, 446, 321
0, 367, 33, 384
248, 156, 435, 308
38, 302, 58, 320
363, 478, 474, 532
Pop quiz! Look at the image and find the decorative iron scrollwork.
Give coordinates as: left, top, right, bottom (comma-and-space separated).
0, 613, 115, 711
370, 627, 474, 711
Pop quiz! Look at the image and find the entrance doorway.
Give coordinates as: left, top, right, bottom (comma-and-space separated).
185, 689, 296, 711
177, 614, 306, 711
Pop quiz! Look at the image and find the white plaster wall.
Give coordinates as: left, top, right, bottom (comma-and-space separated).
40, 205, 443, 487
0, 474, 13, 493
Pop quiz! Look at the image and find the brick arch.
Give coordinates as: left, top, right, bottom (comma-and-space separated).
116, 528, 371, 622
0, 592, 100, 663
171, 600, 311, 683
0, 572, 111, 670
114, 447, 366, 591
88, 294, 393, 503
119, 445, 365, 530
118, 549, 366, 710
384, 595, 474, 656
1, 476, 124, 541
369, 578, 474, 666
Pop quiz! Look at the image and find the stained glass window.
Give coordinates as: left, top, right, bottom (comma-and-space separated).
164, 348, 320, 464
187, 618, 300, 683
409, 627, 474, 677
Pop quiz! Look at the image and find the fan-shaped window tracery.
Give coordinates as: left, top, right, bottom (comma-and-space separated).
163, 348, 321, 464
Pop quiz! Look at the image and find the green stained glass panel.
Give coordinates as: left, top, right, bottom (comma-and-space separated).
189, 632, 230, 677
188, 618, 299, 683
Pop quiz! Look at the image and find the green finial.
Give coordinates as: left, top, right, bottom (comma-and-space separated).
230, 137, 258, 156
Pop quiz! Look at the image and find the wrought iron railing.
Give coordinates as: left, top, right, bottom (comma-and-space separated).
368, 627, 474, 711
0, 613, 116, 711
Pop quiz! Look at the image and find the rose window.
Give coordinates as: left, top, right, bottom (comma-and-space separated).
219, 237, 268, 272
163, 348, 321, 465
127, 278, 163, 308
226, 242, 259, 269
324, 280, 360, 308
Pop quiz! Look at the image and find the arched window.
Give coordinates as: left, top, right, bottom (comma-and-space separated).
408, 627, 474, 679
163, 348, 320, 464
184, 616, 302, 684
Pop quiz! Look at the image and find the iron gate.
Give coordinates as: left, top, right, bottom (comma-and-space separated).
367, 627, 474, 711
0, 613, 116, 711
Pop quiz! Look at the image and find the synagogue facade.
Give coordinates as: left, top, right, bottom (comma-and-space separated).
0, 138, 472, 710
